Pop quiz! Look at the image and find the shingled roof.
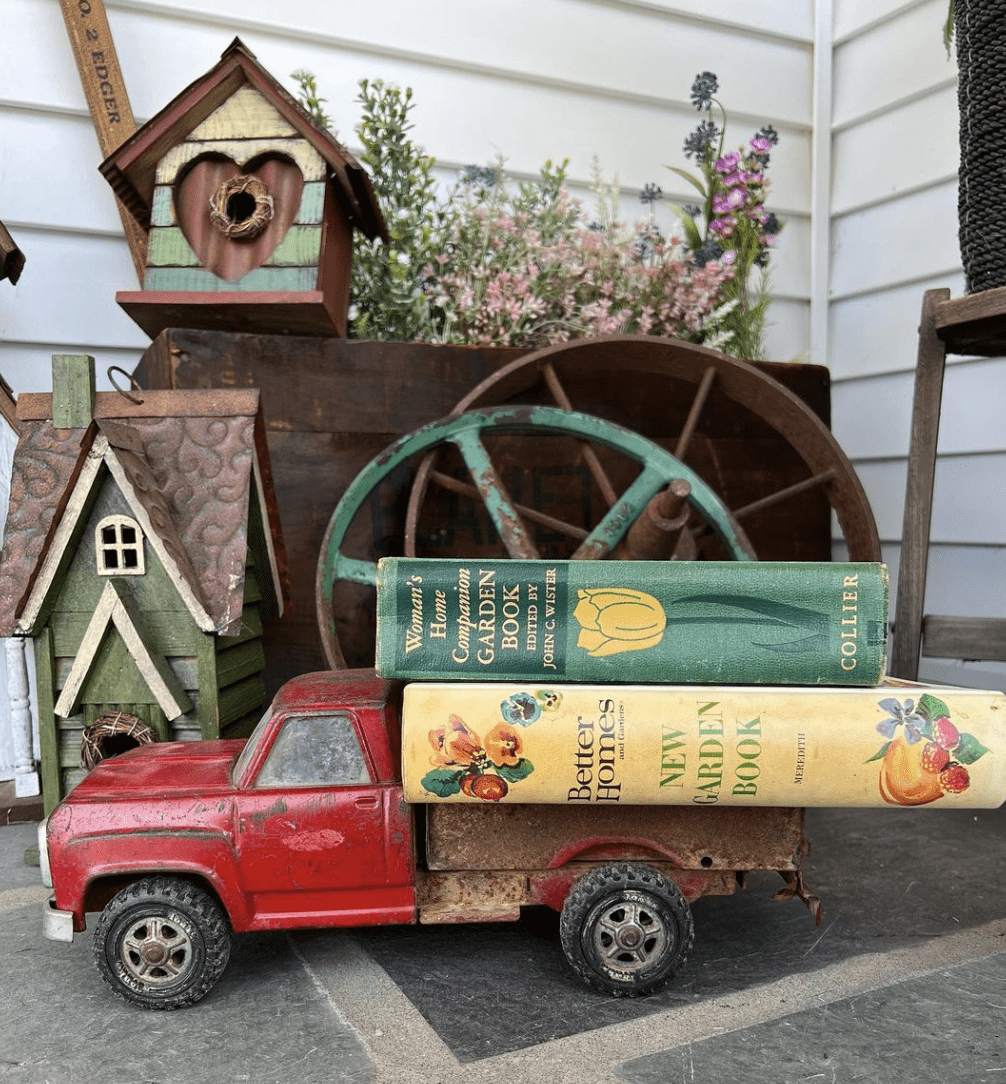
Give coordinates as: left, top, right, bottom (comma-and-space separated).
0, 387, 287, 639
99, 37, 387, 243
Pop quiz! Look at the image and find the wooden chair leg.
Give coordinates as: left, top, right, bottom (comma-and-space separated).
889, 288, 951, 679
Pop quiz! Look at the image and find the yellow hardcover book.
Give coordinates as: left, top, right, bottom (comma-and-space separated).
401, 678, 1006, 809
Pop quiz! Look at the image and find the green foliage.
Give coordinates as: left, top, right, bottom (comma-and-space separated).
348, 79, 444, 341
291, 71, 774, 356
290, 70, 333, 135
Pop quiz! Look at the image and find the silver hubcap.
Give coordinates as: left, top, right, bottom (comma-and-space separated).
590, 900, 670, 973
120, 916, 193, 985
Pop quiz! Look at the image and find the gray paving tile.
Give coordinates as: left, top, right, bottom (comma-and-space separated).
0, 903, 372, 1084
618, 952, 1006, 1084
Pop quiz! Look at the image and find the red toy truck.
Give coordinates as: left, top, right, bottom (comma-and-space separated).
39, 670, 818, 1009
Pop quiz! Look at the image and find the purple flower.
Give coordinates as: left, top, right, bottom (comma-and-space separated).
715, 151, 741, 173
750, 136, 772, 154
876, 698, 925, 744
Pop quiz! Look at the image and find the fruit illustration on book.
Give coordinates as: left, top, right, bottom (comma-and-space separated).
868, 694, 989, 806
574, 588, 667, 657
421, 692, 555, 801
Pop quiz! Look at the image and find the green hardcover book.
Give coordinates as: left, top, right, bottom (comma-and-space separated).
374, 558, 889, 686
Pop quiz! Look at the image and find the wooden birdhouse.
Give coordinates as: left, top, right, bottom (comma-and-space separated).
101, 39, 387, 338
0, 356, 289, 811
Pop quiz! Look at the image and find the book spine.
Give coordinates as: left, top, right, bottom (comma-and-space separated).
376, 558, 889, 685
401, 680, 1006, 809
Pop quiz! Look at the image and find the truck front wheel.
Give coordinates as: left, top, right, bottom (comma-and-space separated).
93, 876, 232, 1010
559, 863, 694, 997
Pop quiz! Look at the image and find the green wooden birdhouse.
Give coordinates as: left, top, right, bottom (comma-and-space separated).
0, 356, 288, 812
101, 38, 387, 339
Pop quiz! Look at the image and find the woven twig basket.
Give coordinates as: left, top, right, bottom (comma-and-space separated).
81, 711, 158, 770
955, 0, 1006, 292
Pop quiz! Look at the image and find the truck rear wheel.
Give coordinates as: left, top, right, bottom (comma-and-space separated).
93, 876, 232, 1010
559, 863, 694, 996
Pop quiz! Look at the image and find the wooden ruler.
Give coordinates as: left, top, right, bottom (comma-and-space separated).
59, 0, 147, 282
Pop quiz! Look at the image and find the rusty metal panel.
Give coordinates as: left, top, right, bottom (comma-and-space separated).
415, 862, 740, 925
416, 869, 528, 924
425, 802, 806, 874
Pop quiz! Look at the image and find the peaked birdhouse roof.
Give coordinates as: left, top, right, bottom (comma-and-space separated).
99, 38, 387, 242
0, 383, 288, 639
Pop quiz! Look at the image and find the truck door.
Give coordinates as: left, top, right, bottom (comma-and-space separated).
234, 711, 414, 928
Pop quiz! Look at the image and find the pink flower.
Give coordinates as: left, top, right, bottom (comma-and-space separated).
716, 151, 741, 173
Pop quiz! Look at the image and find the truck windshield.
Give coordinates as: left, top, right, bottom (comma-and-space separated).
231, 702, 275, 786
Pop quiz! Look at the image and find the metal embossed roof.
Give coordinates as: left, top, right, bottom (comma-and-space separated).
0, 388, 286, 638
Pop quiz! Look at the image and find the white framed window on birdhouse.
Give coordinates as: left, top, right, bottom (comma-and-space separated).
96, 516, 145, 576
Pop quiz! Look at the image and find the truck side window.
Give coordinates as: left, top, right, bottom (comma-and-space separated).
256, 713, 371, 788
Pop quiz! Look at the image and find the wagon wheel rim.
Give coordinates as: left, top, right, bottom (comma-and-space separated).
403, 334, 880, 563
315, 405, 755, 669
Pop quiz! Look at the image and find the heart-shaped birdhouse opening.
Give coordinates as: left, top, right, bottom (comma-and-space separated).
175, 154, 304, 282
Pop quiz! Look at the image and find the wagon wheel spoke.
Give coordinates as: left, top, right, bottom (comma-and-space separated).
674, 365, 717, 461
686, 469, 841, 553
730, 468, 838, 521
542, 361, 619, 506
428, 470, 589, 541
449, 428, 541, 559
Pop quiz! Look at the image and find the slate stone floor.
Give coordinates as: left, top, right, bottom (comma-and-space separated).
4, 803, 1005, 1080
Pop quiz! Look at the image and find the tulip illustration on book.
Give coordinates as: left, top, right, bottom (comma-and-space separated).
867, 693, 990, 806
571, 585, 841, 660
573, 588, 667, 656
421, 690, 561, 801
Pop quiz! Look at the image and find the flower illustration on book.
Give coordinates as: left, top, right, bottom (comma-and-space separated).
573, 588, 667, 657
866, 694, 989, 806
536, 689, 562, 710
500, 691, 541, 725
422, 705, 535, 801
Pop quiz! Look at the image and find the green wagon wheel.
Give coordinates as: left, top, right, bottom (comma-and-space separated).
404, 334, 881, 564
316, 405, 754, 669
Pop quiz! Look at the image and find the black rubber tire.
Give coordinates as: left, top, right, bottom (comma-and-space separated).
559, 863, 694, 997
93, 876, 232, 1010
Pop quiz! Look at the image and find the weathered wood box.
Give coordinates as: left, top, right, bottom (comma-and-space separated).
133, 329, 834, 693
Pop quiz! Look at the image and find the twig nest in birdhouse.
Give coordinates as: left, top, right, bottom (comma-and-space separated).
81, 711, 158, 770
208, 174, 274, 240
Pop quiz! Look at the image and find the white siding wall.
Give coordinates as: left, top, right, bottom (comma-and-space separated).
830, 0, 1005, 688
